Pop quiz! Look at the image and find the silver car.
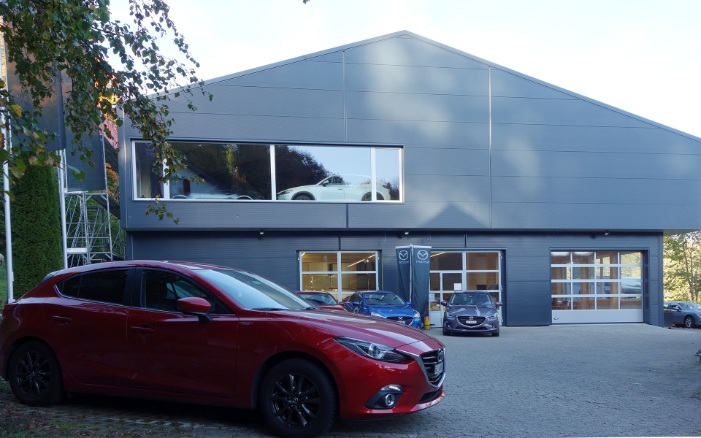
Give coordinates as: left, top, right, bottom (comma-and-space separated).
277, 174, 391, 201
441, 291, 501, 336
664, 301, 701, 328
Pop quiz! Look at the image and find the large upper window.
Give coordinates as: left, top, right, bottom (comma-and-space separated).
133, 142, 402, 202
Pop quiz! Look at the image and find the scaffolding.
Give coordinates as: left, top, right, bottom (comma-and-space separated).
63, 190, 123, 267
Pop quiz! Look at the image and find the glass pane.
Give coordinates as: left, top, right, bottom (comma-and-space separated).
551, 251, 571, 264
621, 277, 642, 294
134, 142, 163, 199
340, 253, 376, 271
595, 251, 618, 265
551, 266, 568, 280
572, 267, 594, 279
597, 296, 619, 309
341, 273, 377, 291
171, 143, 270, 200
551, 282, 569, 295
301, 253, 337, 272
375, 147, 401, 201
572, 251, 594, 264
430, 272, 440, 290
620, 251, 642, 264
430, 252, 462, 270
443, 273, 463, 291
572, 297, 595, 310
621, 296, 642, 309
552, 296, 570, 309
301, 274, 338, 291
467, 272, 499, 290
275, 145, 374, 201
467, 252, 499, 270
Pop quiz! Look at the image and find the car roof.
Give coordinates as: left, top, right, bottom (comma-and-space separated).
45, 260, 244, 278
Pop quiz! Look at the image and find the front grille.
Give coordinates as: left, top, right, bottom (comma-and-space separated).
420, 349, 445, 386
387, 316, 412, 325
457, 315, 485, 326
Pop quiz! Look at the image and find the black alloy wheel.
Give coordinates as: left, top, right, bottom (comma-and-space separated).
293, 193, 313, 200
259, 359, 336, 437
684, 316, 695, 328
8, 341, 64, 406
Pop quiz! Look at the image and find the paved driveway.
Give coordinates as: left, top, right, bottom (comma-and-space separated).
1, 324, 700, 437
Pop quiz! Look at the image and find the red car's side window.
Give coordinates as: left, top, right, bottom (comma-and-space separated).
58, 270, 129, 305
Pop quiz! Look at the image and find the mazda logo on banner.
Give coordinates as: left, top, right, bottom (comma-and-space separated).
396, 245, 431, 325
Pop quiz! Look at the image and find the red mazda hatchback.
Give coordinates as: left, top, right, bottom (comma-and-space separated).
0, 261, 445, 437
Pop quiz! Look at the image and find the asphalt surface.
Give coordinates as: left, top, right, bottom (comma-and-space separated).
1, 324, 700, 437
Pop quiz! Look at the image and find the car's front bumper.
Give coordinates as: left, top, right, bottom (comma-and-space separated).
443, 316, 499, 334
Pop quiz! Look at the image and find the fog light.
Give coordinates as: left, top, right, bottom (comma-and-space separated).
382, 393, 396, 407
365, 384, 405, 409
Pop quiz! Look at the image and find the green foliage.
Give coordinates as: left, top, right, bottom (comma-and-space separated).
0, 0, 210, 220
10, 157, 63, 297
664, 232, 701, 303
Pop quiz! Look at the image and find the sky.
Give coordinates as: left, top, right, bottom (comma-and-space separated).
112, 0, 701, 137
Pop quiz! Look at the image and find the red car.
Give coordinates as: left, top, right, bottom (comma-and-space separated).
295, 291, 347, 311
0, 261, 445, 437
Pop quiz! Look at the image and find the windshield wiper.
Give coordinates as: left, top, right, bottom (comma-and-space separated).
252, 307, 285, 311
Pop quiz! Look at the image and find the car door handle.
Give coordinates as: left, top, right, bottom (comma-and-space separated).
51, 315, 72, 325
130, 325, 154, 334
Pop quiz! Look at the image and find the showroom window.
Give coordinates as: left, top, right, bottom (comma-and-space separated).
428, 251, 502, 311
132, 141, 402, 202
551, 251, 643, 310
299, 251, 379, 302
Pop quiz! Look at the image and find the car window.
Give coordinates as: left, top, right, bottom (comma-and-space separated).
57, 269, 129, 305
365, 293, 405, 306
198, 268, 309, 310
141, 269, 232, 314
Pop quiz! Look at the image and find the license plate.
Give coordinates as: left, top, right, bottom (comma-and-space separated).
465, 320, 477, 325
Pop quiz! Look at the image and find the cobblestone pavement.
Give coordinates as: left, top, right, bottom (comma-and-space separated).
1, 324, 700, 437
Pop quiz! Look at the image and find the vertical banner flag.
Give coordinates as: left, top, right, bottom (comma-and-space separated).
396, 245, 431, 321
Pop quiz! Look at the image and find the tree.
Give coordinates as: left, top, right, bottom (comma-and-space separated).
664, 232, 701, 303
10, 152, 63, 296
0, 0, 209, 220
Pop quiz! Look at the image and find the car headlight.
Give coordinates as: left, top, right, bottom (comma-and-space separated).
370, 311, 385, 318
335, 337, 408, 363
277, 189, 292, 195
412, 310, 420, 319
444, 312, 455, 319
487, 313, 498, 319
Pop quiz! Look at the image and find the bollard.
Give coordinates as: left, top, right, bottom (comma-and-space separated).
423, 315, 431, 330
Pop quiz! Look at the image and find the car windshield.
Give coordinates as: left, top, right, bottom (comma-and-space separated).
364, 293, 405, 306
199, 269, 310, 310
680, 302, 701, 311
451, 293, 492, 306
300, 293, 337, 305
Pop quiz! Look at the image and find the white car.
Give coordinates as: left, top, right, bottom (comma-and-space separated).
277, 174, 391, 201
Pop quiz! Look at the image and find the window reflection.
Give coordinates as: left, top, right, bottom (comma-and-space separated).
299, 251, 379, 301
133, 142, 402, 202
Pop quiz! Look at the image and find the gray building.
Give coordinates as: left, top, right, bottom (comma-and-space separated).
118, 31, 701, 327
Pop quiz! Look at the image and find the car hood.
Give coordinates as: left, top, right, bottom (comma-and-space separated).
365, 304, 416, 317
446, 304, 496, 316
272, 309, 440, 350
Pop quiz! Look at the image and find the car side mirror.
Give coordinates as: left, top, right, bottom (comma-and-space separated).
351, 301, 361, 306
496, 301, 503, 308
178, 297, 212, 324
440, 300, 447, 307
406, 301, 412, 306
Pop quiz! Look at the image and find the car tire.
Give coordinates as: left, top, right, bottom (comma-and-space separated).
684, 316, 694, 328
442, 328, 450, 336
293, 193, 314, 200
8, 341, 64, 406
361, 192, 385, 201
259, 358, 336, 437
492, 330, 500, 337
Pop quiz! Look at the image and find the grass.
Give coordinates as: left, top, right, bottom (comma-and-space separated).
0, 266, 6, 312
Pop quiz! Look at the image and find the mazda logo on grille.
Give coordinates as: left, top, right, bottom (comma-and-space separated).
397, 317, 404, 321
468, 316, 474, 320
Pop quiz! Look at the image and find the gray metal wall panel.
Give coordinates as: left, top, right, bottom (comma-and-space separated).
165, 113, 347, 144
346, 91, 489, 123
344, 35, 489, 70
213, 59, 344, 90
345, 63, 488, 95
493, 124, 700, 154
346, 119, 489, 145
409, 148, 490, 176
492, 177, 701, 204
491, 149, 701, 180
492, 97, 651, 128
491, 69, 577, 99
348, 201, 492, 229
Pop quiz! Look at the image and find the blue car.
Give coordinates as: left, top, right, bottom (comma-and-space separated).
344, 291, 422, 328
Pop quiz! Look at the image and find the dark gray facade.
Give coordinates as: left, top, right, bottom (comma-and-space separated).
119, 31, 699, 327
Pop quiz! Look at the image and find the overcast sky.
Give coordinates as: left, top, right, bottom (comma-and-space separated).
113, 0, 701, 138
